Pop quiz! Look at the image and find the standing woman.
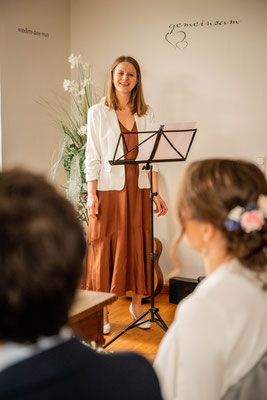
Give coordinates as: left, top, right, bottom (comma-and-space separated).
82, 56, 168, 333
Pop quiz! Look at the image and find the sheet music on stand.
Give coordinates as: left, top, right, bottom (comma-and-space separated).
137, 122, 196, 162
109, 121, 197, 166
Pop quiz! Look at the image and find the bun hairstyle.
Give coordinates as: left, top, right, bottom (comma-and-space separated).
175, 159, 267, 287
105, 55, 148, 117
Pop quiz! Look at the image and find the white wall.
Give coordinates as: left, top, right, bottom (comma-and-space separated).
1, 0, 70, 183
71, 0, 267, 279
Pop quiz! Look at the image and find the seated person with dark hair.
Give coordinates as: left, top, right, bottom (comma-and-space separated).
0, 169, 162, 400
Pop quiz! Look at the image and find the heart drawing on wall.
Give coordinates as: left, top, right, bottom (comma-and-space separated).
165, 31, 188, 50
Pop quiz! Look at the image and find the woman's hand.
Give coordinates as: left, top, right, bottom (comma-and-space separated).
87, 193, 99, 220
153, 194, 168, 216
87, 180, 99, 220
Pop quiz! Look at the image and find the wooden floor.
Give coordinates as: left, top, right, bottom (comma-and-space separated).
103, 294, 177, 361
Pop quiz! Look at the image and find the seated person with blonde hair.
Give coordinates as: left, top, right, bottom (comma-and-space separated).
0, 169, 162, 400
154, 159, 267, 400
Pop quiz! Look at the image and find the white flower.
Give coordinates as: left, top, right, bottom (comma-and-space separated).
78, 125, 87, 136
68, 54, 82, 69
63, 79, 71, 91
227, 206, 245, 221
78, 88, 85, 96
63, 79, 79, 94
68, 54, 76, 69
68, 80, 79, 94
82, 78, 90, 88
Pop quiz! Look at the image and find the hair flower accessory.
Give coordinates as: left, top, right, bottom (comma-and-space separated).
225, 206, 244, 231
225, 195, 267, 233
240, 210, 265, 233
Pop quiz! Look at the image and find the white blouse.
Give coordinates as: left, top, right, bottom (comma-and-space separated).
154, 259, 267, 400
84, 100, 158, 191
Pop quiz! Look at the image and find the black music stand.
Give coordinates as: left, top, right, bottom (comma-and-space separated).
102, 122, 197, 349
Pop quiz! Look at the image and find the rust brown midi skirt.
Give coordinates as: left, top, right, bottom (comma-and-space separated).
81, 121, 151, 296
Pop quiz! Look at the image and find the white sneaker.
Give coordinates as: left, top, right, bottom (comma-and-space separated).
103, 322, 111, 335
129, 303, 151, 329
103, 309, 110, 335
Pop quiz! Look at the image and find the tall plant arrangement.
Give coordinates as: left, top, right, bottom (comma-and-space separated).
47, 54, 98, 223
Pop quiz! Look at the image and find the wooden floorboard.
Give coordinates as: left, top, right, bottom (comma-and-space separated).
103, 294, 177, 361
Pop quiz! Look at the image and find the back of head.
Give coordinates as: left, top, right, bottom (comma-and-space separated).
0, 169, 86, 343
176, 159, 267, 283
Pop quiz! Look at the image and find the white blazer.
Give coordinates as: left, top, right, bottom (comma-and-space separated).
84, 100, 159, 191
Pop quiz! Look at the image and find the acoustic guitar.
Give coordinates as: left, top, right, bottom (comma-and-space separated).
141, 237, 164, 303
152, 237, 164, 297
126, 237, 164, 302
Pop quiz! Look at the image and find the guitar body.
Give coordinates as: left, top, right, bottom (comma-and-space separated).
153, 237, 164, 297
126, 237, 164, 301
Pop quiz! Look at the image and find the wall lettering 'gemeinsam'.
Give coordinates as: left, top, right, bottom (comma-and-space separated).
165, 19, 242, 50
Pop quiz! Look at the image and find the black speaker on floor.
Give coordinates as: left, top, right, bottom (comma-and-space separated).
169, 276, 205, 304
